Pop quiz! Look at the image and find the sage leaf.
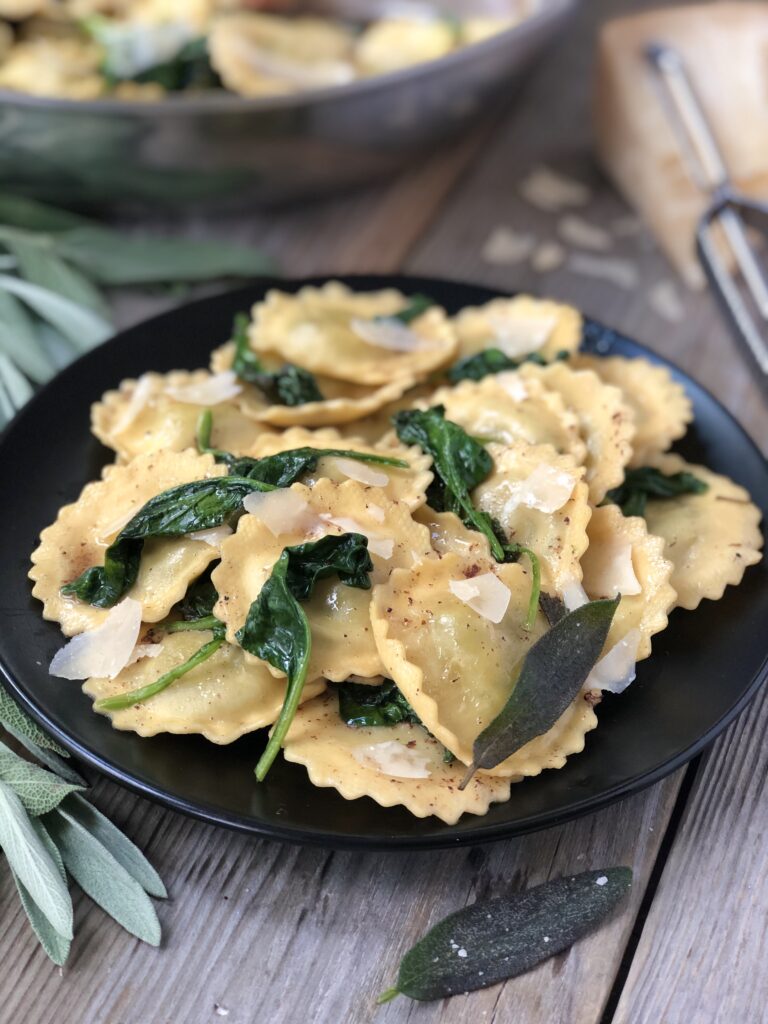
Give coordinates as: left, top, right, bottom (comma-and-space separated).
0, 686, 70, 757
61, 793, 166, 898
0, 193, 90, 232
0, 780, 73, 939
44, 805, 161, 946
237, 534, 373, 780
380, 867, 632, 1002
54, 227, 274, 285
0, 288, 55, 384
12, 816, 71, 965
461, 597, 619, 786
0, 273, 112, 351
604, 466, 708, 518
63, 475, 273, 607
0, 228, 108, 315
0, 353, 33, 411
0, 742, 83, 815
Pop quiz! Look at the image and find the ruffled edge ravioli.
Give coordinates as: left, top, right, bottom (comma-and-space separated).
453, 294, 582, 361
581, 504, 676, 659
643, 454, 763, 610
519, 362, 635, 504
92, 370, 266, 462
245, 425, 433, 511
282, 691, 512, 825
572, 354, 692, 467
248, 282, 458, 386
211, 341, 416, 427
30, 449, 226, 636
84, 630, 326, 744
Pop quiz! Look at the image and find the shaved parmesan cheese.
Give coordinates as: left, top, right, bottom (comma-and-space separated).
558, 214, 613, 251
499, 464, 578, 514
496, 372, 530, 400
367, 504, 385, 523
322, 514, 394, 559
96, 505, 141, 544
234, 40, 354, 88
112, 375, 154, 433
587, 628, 641, 693
482, 226, 536, 266
187, 525, 233, 549
584, 537, 642, 598
125, 642, 164, 667
243, 489, 316, 536
332, 457, 389, 488
449, 572, 512, 624
561, 579, 589, 611
488, 313, 557, 358
519, 166, 591, 211
50, 598, 142, 680
352, 740, 431, 779
349, 317, 433, 352
165, 371, 241, 406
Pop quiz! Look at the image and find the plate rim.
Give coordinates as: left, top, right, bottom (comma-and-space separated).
1, 273, 766, 851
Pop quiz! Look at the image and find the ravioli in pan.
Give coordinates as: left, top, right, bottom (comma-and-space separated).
30, 283, 763, 824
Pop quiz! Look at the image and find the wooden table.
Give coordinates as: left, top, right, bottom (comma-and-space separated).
2, 1, 766, 1021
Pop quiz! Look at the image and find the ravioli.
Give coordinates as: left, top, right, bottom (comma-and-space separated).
211, 342, 416, 428
474, 442, 591, 593
581, 504, 676, 659
413, 508, 495, 562
453, 295, 582, 361
92, 371, 266, 462
212, 479, 433, 682
248, 282, 458, 387
282, 692, 512, 825
428, 373, 587, 462
30, 450, 225, 636
0, 35, 104, 99
371, 553, 548, 766
518, 362, 635, 503
354, 17, 456, 75
642, 454, 763, 610
571, 355, 693, 466
246, 425, 433, 510
84, 630, 326, 743
333, 382, 438, 445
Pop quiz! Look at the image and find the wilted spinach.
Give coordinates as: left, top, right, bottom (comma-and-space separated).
604, 466, 708, 518
337, 679, 420, 728
375, 293, 434, 325
229, 312, 323, 405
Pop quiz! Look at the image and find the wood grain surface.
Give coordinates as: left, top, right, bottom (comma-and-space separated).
1, 0, 765, 1021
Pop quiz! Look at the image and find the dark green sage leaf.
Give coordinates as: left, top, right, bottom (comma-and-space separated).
0, 193, 91, 232
604, 466, 708, 518
237, 534, 373, 780
461, 597, 619, 786
337, 680, 420, 728
380, 867, 632, 1002
62, 475, 273, 607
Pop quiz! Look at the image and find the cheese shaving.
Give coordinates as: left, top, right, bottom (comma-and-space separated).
165, 371, 241, 405
367, 504, 385, 523
352, 740, 431, 779
349, 317, 432, 352
449, 572, 512, 624
50, 597, 142, 680
96, 505, 141, 544
496, 372, 529, 401
322, 514, 394, 559
331, 457, 389, 488
499, 463, 577, 514
487, 313, 557, 358
584, 537, 642, 599
187, 525, 233, 549
125, 642, 164, 667
243, 489, 316, 537
587, 628, 641, 693
233, 39, 354, 88
111, 374, 154, 433
561, 580, 589, 611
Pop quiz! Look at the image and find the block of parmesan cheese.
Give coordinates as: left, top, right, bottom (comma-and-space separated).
594, 3, 768, 289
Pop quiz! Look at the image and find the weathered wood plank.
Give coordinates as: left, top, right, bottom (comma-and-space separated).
611, 686, 768, 1024
0, 771, 682, 1024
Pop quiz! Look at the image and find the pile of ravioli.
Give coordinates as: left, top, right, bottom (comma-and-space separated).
30, 282, 763, 825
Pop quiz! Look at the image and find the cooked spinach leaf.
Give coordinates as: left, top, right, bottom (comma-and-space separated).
229, 313, 323, 405
376, 293, 434, 325
197, 410, 408, 485
177, 570, 218, 621
62, 476, 273, 608
379, 867, 632, 1003
447, 347, 569, 384
236, 534, 374, 780
460, 597, 619, 788
604, 466, 708, 518
337, 679, 420, 728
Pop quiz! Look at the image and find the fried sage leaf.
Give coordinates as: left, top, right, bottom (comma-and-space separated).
460, 597, 619, 787
605, 466, 708, 518
237, 534, 373, 780
62, 476, 273, 608
379, 867, 632, 1003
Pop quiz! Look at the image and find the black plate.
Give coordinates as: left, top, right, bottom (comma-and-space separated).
0, 276, 766, 850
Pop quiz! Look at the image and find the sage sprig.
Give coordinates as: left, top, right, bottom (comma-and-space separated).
379, 867, 632, 1003
0, 686, 165, 965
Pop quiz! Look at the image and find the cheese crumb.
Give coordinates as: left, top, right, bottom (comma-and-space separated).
596, 876, 608, 886
165, 371, 241, 405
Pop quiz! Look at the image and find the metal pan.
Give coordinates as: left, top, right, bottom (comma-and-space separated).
0, 0, 575, 210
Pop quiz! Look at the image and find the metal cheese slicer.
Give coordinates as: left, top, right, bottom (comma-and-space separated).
646, 42, 768, 378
